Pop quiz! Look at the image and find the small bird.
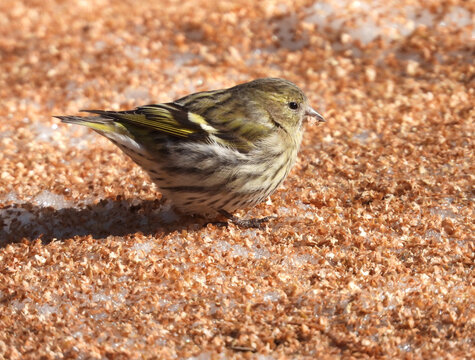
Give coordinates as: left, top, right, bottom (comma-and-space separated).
56, 78, 325, 227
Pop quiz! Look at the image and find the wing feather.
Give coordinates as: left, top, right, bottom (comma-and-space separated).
83, 103, 209, 138
76, 86, 271, 153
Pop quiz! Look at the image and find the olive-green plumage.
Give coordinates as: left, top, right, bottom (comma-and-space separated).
56, 78, 325, 225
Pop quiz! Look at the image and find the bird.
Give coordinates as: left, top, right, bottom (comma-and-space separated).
56, 78, 325, 227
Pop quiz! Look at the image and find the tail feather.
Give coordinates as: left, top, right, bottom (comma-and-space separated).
79, 109, 117, 117
55, 115, 125, 134
56, 114, 148, 160
55, 115, 108, 125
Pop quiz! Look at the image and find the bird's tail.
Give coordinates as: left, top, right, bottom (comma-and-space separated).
54, 115, 127, 134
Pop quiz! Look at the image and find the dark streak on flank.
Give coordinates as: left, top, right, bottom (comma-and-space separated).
161, 185, 222, 195
206, 198, 219, 207
161, 165, 214, 177
269, 157, 289, 182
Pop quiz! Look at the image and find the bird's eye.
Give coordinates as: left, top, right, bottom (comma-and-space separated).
288, 102, 299, 110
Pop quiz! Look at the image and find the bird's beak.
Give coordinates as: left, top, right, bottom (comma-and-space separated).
305, 106, 326, 122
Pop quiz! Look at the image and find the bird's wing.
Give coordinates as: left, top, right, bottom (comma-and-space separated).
175, 89, 272, 150
83, 103, 212, 140
82, 97, 269, 152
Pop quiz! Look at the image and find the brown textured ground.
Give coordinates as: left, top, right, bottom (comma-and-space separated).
0, 0, 474, 359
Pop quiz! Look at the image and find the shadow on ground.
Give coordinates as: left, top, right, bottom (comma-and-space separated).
0, 198, 198, 246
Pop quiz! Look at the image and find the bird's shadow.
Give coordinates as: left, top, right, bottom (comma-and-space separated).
0, 198, 200, 247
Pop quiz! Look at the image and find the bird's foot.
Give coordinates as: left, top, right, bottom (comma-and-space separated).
216, 210, 275, 228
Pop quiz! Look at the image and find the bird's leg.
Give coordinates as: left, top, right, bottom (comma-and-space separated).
218, 210, 274, 228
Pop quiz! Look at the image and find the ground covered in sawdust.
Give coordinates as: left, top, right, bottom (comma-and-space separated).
0, 0, 473, 358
